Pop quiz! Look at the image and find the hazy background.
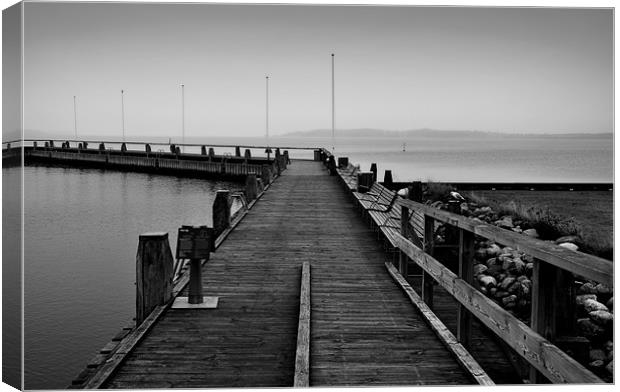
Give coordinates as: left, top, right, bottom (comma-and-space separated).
18, 3, 613, 140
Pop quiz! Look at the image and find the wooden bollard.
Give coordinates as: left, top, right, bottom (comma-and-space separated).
83, 141, 88, 149
410, 181, 422, 202
245, 173, 259, 201
121, 143, 127, 153
145, 144, 151, 153
99, 143, 105, 151
370, 163, 378, 183
6, 143, 10, 149
33, 141, 37, 149
78, 143, 83, 150
44, 141, 49, 148
357, 172, 374, 193
65, 141, 70, 149
136, 232, 174, 326
337, 157, 349, 168
313, 149, 321, 161
208, 148, 215, 159
170, 144, 176, 154
235, 146, 241, 157
261, 165, 272, 185
383, 170, 393, 187
201, 145, 207, 155
244, 149, 252, 159
175, 146, 181, 155
212, 190, 231, 238
284, 150, 290, 164
49, 140, 55, 148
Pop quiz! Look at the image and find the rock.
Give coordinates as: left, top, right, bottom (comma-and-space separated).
555, 235, 581, 244
475, 248, 488, 261
578, 282, 598, 295
558, 242, 579, 251
486, 244, 502, 258
604, 340, 613, 353
511, 227, 523, 233
524, 263, 534, 277
430, 201, 444, 209
589, 360, 605, 369
473, 264, 488, 276
576, 294, 598, 306
594, 283, 612, 296
473, 206, 492, 217
478, 275, 497, 288
589, 310, 613, 326
607, 350, 614, 362
523, 228, 539, 238
507, 281, 521, 294
494, 290, 509, 299
486, 257, 498, 267
522, 254, 534, 263
589, 349, 606, 362
584, 299, 609, 313
499, 276, 517, 291
506, 258, 525, 275
502, 295, 517, 308
495, 216, 514, 229
606, 360, 613, 375
578, 318, 606, 340
606, 297, 613, 310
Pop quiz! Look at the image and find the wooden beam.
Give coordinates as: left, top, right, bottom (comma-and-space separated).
399, 204, 409, 276
422, 216, 435, 308
385, 262, 494, 386
293, 262, 311, 387
393, 232, 603, 384
457, 229, 475, 349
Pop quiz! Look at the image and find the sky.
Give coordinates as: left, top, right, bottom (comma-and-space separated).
13, 2, 614, 139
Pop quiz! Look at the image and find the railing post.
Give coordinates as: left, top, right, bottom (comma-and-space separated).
423, 215, 435, 308
244, 149, 251, 160
145, 144, 151, 153
136, 232, 174, 326
213, 190, 231, 238
383, 170, 393, 187
529, 260, 577, 383
337, 157, 348, 168
99, 143, 105, 152
457, 228, 475, 349
235, 146, 241, 157
83, 141, 88, 149
399, 205, 409, 277
313, 149, 321, 161
33, 141, 38, 149
121, 143, 127, 153
201, 145, 207, 155
284, 150, 290, 165
327, 155, 337, 176
261, 165, 272, 185
370, 163, 377, 183
245, 173, 258, 202
208, 147, 215, 161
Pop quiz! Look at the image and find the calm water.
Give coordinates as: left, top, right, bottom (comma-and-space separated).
12, 133, 613, 388
21, 165, 240, 389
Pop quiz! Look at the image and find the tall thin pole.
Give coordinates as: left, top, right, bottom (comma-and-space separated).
266, 76, 269, 140
181, 83, 185, 153
121, 89, 125, 142
73, 95, 77, 139
331, 53, 335, 153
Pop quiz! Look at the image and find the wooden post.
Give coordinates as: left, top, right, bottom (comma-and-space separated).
399, 205, 409, 277
383, 170, 393, 187
357, 172, 374, 193
83, 141, 88, 149
78, 143, 83, 150
410, 181, 422, 202
327, 155, 337, 176
212, 190, 231, 238
175, 146, 181, 155
245, 173, 258, 201
49, 140, 55, 148
208, 148, 215, 159
201, 145, 207, 155
284, 150, 290, 164
244, 149, 252, 160
235, 146, 241, 157
423, 215, 435, 308
33, 141, 38, 149
188, 259, 203, 304
169, 144, 176, 154
337, 157, 348, 168
370, 163, 377, 183
136, 232, 174, 326
314, 149, 321, 161
457, 229, 475, 349
99, 143, 105, 151
145, 144, 151, 153
529, 260, 576, 383
121, 143, 127, 153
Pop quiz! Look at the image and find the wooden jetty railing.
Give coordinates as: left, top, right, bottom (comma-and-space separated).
331, 155, 612, 384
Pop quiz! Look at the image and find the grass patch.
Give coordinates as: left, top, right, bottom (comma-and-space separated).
424, 180, 455, 202
467, 191, 613, 260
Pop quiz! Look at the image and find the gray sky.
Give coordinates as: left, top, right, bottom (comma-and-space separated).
21, 2, 613, 138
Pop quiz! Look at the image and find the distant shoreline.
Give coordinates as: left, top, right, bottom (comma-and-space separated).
280, 129, 613, 139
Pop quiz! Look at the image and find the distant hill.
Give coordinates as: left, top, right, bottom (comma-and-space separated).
281, 128, 612, 139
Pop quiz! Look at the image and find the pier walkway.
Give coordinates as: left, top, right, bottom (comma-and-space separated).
102, 160, 473, 388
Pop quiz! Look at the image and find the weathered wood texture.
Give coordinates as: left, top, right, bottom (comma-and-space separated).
293, 262, 311, 387
103, 161, 473, 388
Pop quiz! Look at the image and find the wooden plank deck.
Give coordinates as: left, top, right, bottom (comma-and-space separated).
103, 160, 473, 388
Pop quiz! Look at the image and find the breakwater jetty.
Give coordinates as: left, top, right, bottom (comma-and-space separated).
3, 141, 613, 387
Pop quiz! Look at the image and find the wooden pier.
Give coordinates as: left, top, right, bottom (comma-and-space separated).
3, 141, 611, 387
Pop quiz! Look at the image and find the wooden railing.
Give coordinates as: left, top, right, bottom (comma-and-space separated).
333, 158, 612, 384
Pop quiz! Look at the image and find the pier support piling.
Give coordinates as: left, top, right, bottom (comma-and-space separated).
136, 232, 174, 326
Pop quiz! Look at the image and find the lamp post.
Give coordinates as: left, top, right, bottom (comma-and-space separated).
73, 95, 78, 140
266, 75, 269, 140
181, 83, 185, 153
331, 53, 335, 153
121, 89, 125, 141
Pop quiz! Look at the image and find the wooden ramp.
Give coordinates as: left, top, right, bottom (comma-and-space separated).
103, 160, 474, 388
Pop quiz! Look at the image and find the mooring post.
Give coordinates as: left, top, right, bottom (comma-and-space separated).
170, 144, 176, 154
370, 163, 378, 183
284, 150, 290, 164
245, 173, 259, 201
213, 190, 232, 238
201, 145, 207, 155
235, 146, 241, 157
175, 146, 181, 155
357, 172, 374, 193
445, 200, 461, 245
337, 157, 349, 168
121, 143, 127, 153
49, 140, 55, 148
423, 216, 435, 309
33, 141, 38, 149
78, 143, 83, 150
313, 149, 321, 161
383, 170, 393, 187
99, 143, 105, 152
136, 232, 174, 326
457, 228, 475, 349
83, 141, 88, 149
244, 149, 252, 160
261, 165, 272, 185
208, 147, 215, 161
327, 155, 337, 176
145, 144, 151, 153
